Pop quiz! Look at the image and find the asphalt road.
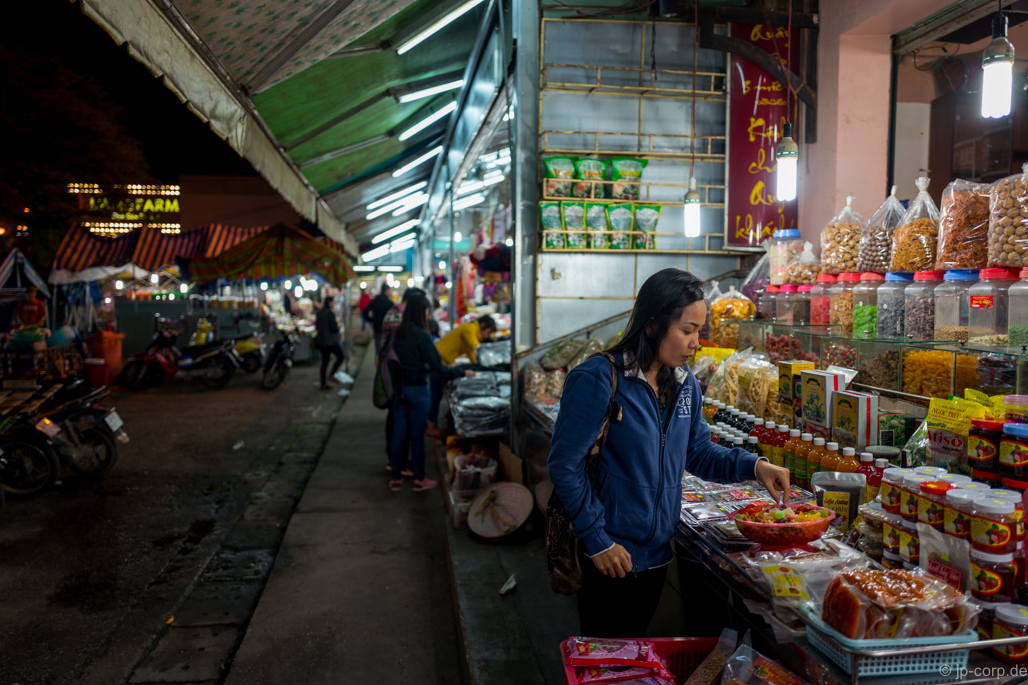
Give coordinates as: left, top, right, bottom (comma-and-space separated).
0, 354, 352, 685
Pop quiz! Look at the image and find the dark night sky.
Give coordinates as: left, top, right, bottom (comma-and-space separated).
4, 1, 256, 182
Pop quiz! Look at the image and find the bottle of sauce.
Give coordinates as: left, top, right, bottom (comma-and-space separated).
820, 441, 842, 474
759, 422, 776, 461
795, 433, 814, 489
732, 437, 746, 451
710, 427, 721, 444
807, 437, 828, 480
746, 436, 761, 455
860, 456, 885, 502
773, 424, 790, 468
837, 446, 860, 473
783, 429, 802, 483
749, 418, 765, 442
714, 403, 728, 424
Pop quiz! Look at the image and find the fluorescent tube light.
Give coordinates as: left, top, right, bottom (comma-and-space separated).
392, 146, 443, 177
398, 80, 464, 103
353, 265, 376, 272
390, 238, 416, 253
378, 266, 404, 272
453, 193, 485, 211
396, 0, 485, 55
366, 182, 427, 210
398, 101, 457, 141
366, 193, 428, 221
372, 219, 420, 245
361, 244, 391, 262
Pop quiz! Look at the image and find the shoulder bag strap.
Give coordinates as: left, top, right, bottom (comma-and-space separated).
584, 352, 622, 485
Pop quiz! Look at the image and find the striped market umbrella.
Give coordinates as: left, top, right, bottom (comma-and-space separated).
53, 224, 139, 273
185, 224, 354, 285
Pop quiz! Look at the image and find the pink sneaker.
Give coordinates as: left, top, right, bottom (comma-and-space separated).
388, 479, 402, 491
412, 477, 437, 492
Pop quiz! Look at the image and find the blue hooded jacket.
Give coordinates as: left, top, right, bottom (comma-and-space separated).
547, 352, 762, 571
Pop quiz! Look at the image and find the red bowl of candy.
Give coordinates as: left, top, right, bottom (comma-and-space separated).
733, 503, 836, 549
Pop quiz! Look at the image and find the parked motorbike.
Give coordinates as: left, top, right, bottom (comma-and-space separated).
121, 330, 240, 391
261, 329, 298, 390
190, 318, 265, 373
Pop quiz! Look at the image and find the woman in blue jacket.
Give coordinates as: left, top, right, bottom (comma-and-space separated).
547, 269, 789, 637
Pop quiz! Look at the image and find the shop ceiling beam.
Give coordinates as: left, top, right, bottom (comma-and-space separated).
283, 94, 387, 152
243, 0, 360, 93
297, 135, 391, 169
659, 2, 818, 29
698, 17, 816, 111
892, 0, 1014, 55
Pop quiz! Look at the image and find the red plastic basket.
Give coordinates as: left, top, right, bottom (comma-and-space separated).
562, 637, 718, 685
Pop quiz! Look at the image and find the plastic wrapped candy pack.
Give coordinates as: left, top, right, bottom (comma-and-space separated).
565, 638, 674, 681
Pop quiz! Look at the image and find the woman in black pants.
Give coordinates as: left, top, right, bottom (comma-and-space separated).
314, 296, 345, 390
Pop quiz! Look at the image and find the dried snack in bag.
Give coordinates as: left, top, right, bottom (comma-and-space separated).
541, 201, 564, 249
720, 642, 804, 685
736, 358, 776, 418
783, 241, 820, 285
568, 337, 605, 371
522, 362, 547, 397
562, 201, 588, 249
541, 338, 586, 370
611, 158, 648, 200
574, 157, 610, 199
546, 368, 568, 398
821, 196, 864, 275
586, 202, 610, 249
565, 638, 674, 679
709, 287, 755, 348
890, 176, 940, 272
988, 162, 1028, 267
683, 628, 737, 685
607, 203, 634, 250
543, 156, 575, 198
633, 204, 661, 249
937, 179, 991, 270
705, 348, 753, 406
857, 186, 905, 272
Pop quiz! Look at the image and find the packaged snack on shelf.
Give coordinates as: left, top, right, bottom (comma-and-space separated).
832, 391, 879, 451
812, 471, 866, 530
573, 157, 610, 199
936, 178, 992, 270
633, 204, 661, 249
565, 638, 673, 677
568, 337, 605, 371
821, 196, 865, 275
610, 158, 648, 200
740, 241, 772, 317
709, 287, 756, 348
901, 420, 929, 468
925, 397, 980, 475
705, 348, 754, 406
522, 362, 547, 397
540, 201, 564, 249
801, 369, 848, 427
543, 156, 575, 197
783, 241, 821, 285
720, 641, 804, 685
918, 523, 971, 592
857, 186, 905, 272
606, 203, 634, 249
779, 360, 816, 423
562, 201, 588, 248
737, 358, 776, 418
988, 162, 1028, 268
890, 176, 941, 272
585, 202, 611, 249
682, 628, 737, 685
541, 338, 587, 370
546, 368, 568, 398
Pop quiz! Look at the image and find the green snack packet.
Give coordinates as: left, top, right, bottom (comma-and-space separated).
573, 158, 610, 199
611, 158, 648, 200
606, 203, 634, 250
540, 201, 564, 249
585, 202, 610, 249
543, 157, 575, 198
633, 204, 661, 249
562, 202, 587, 248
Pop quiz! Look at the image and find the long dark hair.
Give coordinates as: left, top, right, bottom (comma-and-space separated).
398, 295, 431, 339
608, 268, 706, 405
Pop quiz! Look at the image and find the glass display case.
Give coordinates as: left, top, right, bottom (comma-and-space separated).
900, 343, 980, 400
816, 336, 906, 391
960, 344, 1028, 395
736, 321, 840, 365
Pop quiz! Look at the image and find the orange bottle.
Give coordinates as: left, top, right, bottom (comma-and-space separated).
783, 429, 803, 484
807, 437, 828, 480
820, 441, 842, 473
837, 446, 860, 473
794, 433, 814, 489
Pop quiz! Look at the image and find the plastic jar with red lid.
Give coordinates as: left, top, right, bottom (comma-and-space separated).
917, 481, 954, 529
810, 274, 836, 326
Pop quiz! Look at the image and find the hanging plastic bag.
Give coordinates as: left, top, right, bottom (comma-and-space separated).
562, 201, 588, 249
736, 358, 776, 418
936, 179, 992, 270
585, 202, 610, 249
705, 347, 753, 405
783, 241, 821, 286
540, 202, 564, 249
633, 204, 661, 249
573, 157, 610, 199
988, 162, 1028, 268
900, 419, 929, 468
820, 196, 865, 275
740, 240, 771, 317
543, 156, 575, 198
610, 158, 648, 200
890, 176, 941, 272
709, 287, 755, 349
857, 186, 906, 272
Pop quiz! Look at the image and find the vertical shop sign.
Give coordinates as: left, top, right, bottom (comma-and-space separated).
726, 24, 798, 248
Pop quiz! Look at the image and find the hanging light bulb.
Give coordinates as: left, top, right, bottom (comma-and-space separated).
776, 122, 799, 202
982, 9, 1015, 119
683, 178, 702, 238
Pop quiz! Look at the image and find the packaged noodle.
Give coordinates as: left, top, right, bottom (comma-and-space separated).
783, 241, 821, 285
709, 286, 755, 348
540, 201, 564, 249
736, 358, 776, 418
821, 196, 865, 275
890, 176, 940, 272
607, 203, 634, 249
543, 156, 575, 198
585, 202, 610, 249
573, 157, 610, 199
988, 162, 1028, 268
611, 158, 648, 200
633, 204, 661, 249
857, 186, 905, 273
936, 179, 991, 270
562, 201, 587, 249
705, 348, 753, 406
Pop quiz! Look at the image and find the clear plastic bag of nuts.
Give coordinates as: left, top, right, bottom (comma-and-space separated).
821, 196, 864, 275
890, 176, 940, 272
936, 178, 992, 270
988, 162, 1028, 268
784, 241, 821, 285
857, 186, 905, 272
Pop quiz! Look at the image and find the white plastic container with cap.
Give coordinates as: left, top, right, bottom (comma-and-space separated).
944, 488, 982, 540
914, 466, 947, 479
881, 467, 915, 514
899, 474, 932, 521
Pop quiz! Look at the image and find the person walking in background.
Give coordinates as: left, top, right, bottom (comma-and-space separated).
365, 283, 394, 357
358, 289, 371, 332
314, 296, 345, 391
387, 295, 473, 492
381, 288, 428, 477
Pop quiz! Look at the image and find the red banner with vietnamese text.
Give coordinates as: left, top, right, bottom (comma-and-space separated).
726, 24, 798, 248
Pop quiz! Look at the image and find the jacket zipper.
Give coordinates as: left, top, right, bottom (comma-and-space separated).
639, 377, 686, 567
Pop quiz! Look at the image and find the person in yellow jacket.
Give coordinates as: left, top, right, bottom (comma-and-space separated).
435, 316, 496, 365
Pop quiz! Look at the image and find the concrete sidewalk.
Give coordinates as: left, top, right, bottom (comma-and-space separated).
224, 351, 463, 684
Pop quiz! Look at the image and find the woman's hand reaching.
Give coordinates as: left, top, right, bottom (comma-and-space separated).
754, 459, 791, 505
591, 543, 633, 578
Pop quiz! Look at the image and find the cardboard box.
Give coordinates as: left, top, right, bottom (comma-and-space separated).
831, 390, 879, 451
778, 360, 816, 428
801, 370, 848, 427
498, 442, 523, 485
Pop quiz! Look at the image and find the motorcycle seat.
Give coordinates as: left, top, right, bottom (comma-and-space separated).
179, 340, 228, 356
